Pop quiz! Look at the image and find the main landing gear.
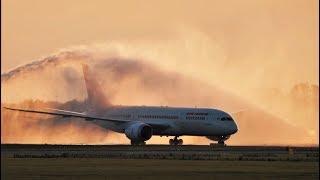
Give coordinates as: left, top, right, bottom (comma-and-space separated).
169, 136, 183, 145
130, 140, 146, 146
218, 140, 225, 146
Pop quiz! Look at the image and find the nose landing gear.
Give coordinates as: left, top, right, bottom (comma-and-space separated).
207, 135, 230, 147
130, 140, 146, 146
169, 136, 183, 145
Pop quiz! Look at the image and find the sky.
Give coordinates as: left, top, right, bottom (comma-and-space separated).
1, 0, 319, 145
2, 1, 318, 84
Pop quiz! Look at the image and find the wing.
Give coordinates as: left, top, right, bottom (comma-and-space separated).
3, 106, 170, 130
3, 106, 130, 123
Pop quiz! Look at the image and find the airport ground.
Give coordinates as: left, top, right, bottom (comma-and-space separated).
2, 158, 319, 180
1, 144, 319, 180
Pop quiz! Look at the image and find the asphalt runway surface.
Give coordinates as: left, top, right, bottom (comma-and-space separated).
2, 144, 319, 180
2, 144, 319, 161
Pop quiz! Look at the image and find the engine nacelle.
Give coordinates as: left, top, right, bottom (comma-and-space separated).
125, 123, 153, 142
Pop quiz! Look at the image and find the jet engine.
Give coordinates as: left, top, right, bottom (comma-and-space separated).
125, 122, 153, 142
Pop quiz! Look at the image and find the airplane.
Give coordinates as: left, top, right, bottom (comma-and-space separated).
4, 64, 238, 146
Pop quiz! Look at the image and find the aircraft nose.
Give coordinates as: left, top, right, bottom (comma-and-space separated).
229, 123, 238, 134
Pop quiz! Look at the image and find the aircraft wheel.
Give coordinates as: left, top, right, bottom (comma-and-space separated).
131, 140, 146, 146
169, 139, 174, 145
169, 139, 183, 145
169, 136, 183, 145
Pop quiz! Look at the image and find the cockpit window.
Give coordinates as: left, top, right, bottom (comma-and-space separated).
221, 117, 233, 121
227, 117, 233, 121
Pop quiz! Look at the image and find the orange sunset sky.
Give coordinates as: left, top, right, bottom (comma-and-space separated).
1, 0, 319, 145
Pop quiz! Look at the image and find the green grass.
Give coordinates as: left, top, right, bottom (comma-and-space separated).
2, 158, 319, 180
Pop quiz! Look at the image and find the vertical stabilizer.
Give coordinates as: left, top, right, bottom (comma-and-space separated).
82, 64, 111, 110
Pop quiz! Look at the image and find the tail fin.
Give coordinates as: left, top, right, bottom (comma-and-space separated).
82, 64, 111, 110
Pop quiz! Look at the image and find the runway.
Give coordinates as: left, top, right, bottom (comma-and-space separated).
2, 144, 318, 161
2, 144, 319, 179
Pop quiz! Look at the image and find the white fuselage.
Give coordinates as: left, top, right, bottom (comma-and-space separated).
90, 106, 238, 137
